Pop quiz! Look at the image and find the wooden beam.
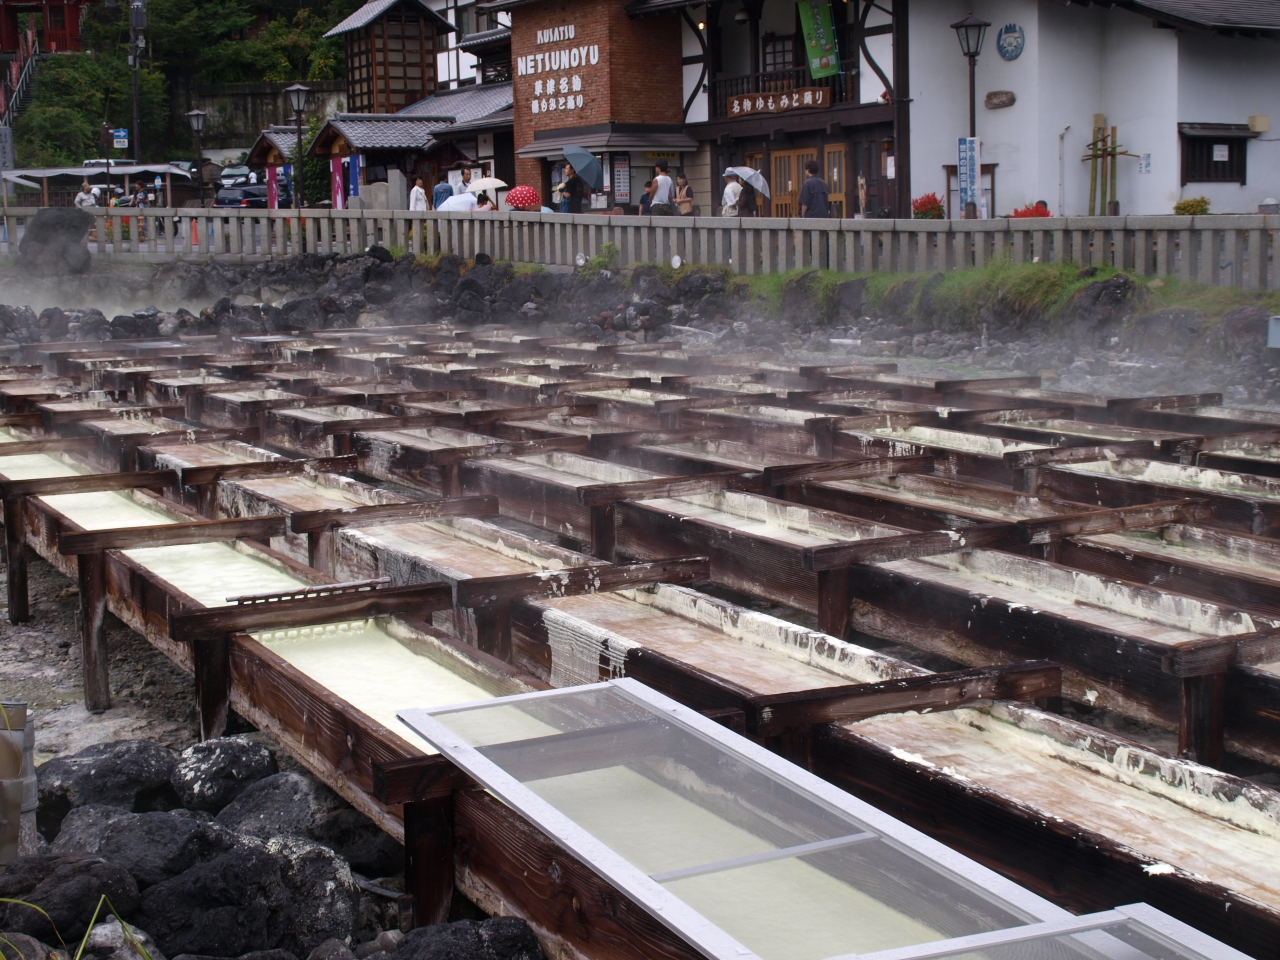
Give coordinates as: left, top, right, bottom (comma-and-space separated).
289, 495, 499, 534
1163, 428, 1280, 460
427, 435, 590, 467
179, 455, 358, 487
372, 754, 473, 804
745, 661, 1062, 736
322, 412, 464, 436
43, 403, 186, 426
404, 796, 455, 929
1020, 499, 1209, 543
1237, 628, 1280, 667
762, 455, 935, 488
797, 362, 899, 378
1108, 393, 1223, 413
4, 495, 27, 623
577, 471, 759, 507
946, 406, 1076, 427
462, 403, 597, 428
539, 377, 635, 396
1003, 440, 1162, 469
169, 581, 453, 643
0, 413, 45, 429
936, 375, 1042, 394
803, 524, 1011, 571
589, 427, 735, 452
58, 515, 287, 555
455, 556, 710, 608
0, 469, 178, 500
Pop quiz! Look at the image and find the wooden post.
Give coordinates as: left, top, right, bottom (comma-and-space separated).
76, 552, 110, 712
1178, 673, 1225, 766
4, 495, 28, 623
590, 502, 616, 561
193, 633, 231, 740
401, 795, 455, 930
816, 567, 851, 639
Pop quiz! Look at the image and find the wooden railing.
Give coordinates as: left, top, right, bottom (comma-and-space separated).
708, 65, 857, 118
2, 208, 1279, 288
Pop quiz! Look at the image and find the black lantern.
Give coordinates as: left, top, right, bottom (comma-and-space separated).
285, 82, 310, 116
187, 108, 206, 203
950, 13, 988, 59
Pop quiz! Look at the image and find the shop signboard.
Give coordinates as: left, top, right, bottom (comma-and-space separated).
613, 157, 630, 203
517, 22, 601, 118
728, 87, 829, 117
957, 136, 981, 215
797, 0, 840, 80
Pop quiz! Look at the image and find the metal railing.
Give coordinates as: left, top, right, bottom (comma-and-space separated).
1, 35, 39, 128
1, 208, 1278, 289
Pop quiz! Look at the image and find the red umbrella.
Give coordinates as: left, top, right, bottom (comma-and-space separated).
506, 185, 541, 210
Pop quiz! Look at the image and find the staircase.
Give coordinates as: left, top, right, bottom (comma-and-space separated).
0, 34, 41, 129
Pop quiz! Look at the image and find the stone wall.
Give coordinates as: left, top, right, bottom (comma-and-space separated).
175, 81, 346, 152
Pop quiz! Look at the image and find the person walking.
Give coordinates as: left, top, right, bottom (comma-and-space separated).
798, 159, 830, 218
674, 173, 694, 216
563, 164, 586, 214
74, 182, 96, 208
410, 177, 429, 211
649, 160, 674, 215
432, 172, 452, 209
721, 169, 742, 216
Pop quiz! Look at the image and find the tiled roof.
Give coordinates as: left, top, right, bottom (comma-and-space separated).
455, 26, 511, 51
324, 0, 455, 38
396, 81, 513, 123
326, 114, 456, 150
432, 107, 513, 137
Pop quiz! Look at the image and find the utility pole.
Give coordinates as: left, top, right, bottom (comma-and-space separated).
129, 0, 146, 163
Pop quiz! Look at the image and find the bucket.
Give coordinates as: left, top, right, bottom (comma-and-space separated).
0, 701, 27, 865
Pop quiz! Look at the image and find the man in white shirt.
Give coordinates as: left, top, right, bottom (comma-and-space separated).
409, 177, 429, 211
649, 160, 674, 215
721, 170, 742, 216
454, 168, 472, 195
436, 191, 478, 212
74, 182, 96, 208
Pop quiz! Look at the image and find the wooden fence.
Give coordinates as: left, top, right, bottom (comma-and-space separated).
3, 207, 1278, 288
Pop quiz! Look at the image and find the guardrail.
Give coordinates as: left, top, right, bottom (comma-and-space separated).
2, 207, 1277, 288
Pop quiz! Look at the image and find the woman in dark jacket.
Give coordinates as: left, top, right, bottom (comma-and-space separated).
564, 165, 587, 214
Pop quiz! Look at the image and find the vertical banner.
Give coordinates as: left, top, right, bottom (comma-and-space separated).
797, 0, 840, 80
266, 165, 279, 209
330, 157, 345, 210
348, 154, 361, 199
957, 137, 982, 216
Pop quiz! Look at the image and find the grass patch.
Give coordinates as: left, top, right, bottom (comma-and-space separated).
1140, 276, 1280, 317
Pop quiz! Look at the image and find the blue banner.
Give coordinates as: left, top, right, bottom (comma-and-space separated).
348, 155, 361, 197
957, 137, 981, 215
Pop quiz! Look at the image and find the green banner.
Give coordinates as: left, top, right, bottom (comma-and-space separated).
797, 0, 841, 80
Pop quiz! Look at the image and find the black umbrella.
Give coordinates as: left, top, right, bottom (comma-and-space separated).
563, 146, 603, 191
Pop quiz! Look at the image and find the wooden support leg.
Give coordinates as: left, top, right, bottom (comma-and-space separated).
196, 482, 218, 518
1178, 673, 1225, 766
473, 604, 512, 662
816, 567, 851, 639
589, 502, 616, 561
5, 496, 28, 624
402, 794, 455, 930
193, 634, 231, 740
1013, 466, 1039, 494
307, 528, 334, 576
76, 552, 110, 713
439, 464, 460, 498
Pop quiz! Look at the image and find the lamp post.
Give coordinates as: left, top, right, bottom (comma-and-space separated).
129, 0, 146, 163
285, 83, 310, 208
186, 109, 206, 204
950, 13, 989, 140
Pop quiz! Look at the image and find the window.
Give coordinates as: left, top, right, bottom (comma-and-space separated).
1181, 134, 1249, 185
454, 3, 473, 40
763, 35, 794, 72
47, 5, 65, 31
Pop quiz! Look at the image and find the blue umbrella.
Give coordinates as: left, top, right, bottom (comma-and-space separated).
563, 146, 603, 191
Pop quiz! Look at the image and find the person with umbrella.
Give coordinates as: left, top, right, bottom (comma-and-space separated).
561, 147, 603, 214
562, 164, 586, 213
505, 185, 549, 212
721, 169, 742, 217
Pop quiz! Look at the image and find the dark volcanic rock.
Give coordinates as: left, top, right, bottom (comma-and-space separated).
94, 812, 244, 888
173, 951, 297, 960
388, 918, 542, 960
48, 804, 131, 855
1208, 304, 1272, 359
216, 773, 400, 876
136, 844, 293, 957
171, 736, 278, 813
83, 915, 168, 960
1128, 308, 1208, 354
268, 837, 358, 956
38, 740, 178, 841
1065, 273, 1145, 342
0, 855, 141, 941
18, 207, 92, 276
0, 932, 55, 960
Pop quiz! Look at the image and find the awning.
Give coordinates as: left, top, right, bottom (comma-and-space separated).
516, 124, 698, 159
625, 0, 703, 18
2, 164, 193, 179
1178, 122, 1261, 138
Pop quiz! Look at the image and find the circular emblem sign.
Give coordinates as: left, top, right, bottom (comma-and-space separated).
996, 23, 1025, 61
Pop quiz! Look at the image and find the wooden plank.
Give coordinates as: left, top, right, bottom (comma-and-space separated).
622, 646, 757, 713
179, 455, 359, 487
58, 515, 288, 555
937, 376, 1042, 394
577, 470, 759, 507
0, 469, 178, 500
590, 427, 735, 452
1237, 629, 1280, 666
169, 582, 453, 643
763, 455, 935, 488
1163, 428, 1280, 459
0, 436, 98, 457
372, 754, 474, 805
289, 495, 499, 534
1018, 499, 1209, 543
804, 524, 1012, 571
1003, 441, 1164, 469
1108, 393, 1223, 413
428, 435, 590, 467
323, 412, 463, 436
462, 403, 597, 428
455, 556, 710, 607
745, 662, 1062, 736
43, 403, 186, 425
0, 412, 44, 428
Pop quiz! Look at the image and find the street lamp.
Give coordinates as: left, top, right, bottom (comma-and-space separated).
129, 0, 146, 162
285, 83, 310, 208
950, 13, 989, 139
186, 108, 206, 204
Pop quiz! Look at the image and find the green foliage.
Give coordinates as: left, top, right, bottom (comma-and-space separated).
300, 115, 331, 206
577, 241, 620, 277
1174, 196, 1210, 216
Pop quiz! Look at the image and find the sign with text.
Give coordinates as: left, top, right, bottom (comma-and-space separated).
112, 128, 128, 149
798, 0, 840, 79
728, 87, 829, 117
613, 157, 630, 203
957, 137, 981, 214
517, 22, 600, 118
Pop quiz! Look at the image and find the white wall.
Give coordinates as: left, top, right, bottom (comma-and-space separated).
682, 8, 708, 125
1178, 32, 1280, 213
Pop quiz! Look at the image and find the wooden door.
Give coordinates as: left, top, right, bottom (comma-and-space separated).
743, 151, 764, 216
825, 145, 846, 219
770, 148, 818, 218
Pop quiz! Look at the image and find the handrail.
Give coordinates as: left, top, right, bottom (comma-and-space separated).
0, 206, 1273, 289
2, 38, 39, 129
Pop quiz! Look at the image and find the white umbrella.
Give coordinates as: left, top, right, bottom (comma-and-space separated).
728, 166, 770, 199
466, 176, 508, 194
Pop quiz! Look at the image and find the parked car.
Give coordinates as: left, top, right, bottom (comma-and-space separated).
219, 165, 253, 188
214, 185, 268, 208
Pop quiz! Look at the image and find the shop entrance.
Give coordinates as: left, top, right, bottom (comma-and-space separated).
769, 147, 817, 217
825, 145, 846, 218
